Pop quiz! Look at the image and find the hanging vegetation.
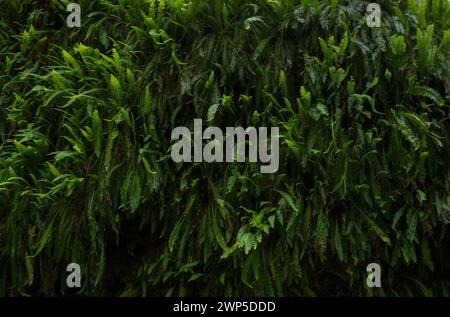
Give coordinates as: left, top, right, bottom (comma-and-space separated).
0, 0, 449, 296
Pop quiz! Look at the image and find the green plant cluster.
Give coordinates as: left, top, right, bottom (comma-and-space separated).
0, 0, 449, 296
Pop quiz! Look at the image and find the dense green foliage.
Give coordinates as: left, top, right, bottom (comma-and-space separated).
0, 0, 449, 296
